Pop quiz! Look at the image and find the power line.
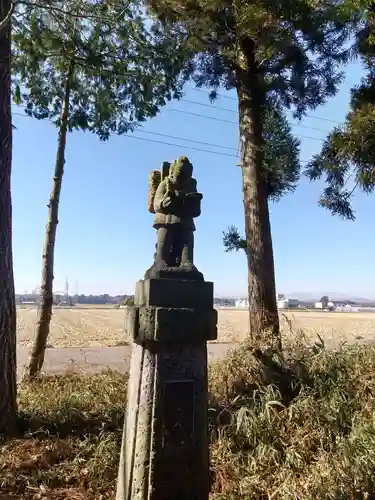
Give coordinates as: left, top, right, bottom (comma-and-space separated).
11, 110, 238, 158
116, 133, 240, 157
169, 108, 326, 142
136, 128, 237, 151
181, 98, 238, 114
11, 108, 311, 162
12, 109, 237, 150
12, 110, 238, 156
180, 98, 330, 133
291, 122, 328, 133
170, 107, 237, 124
189, 87, 343, 125
111, 133, 309, 163
190, 87, 238, 102
13, 105, 327, 144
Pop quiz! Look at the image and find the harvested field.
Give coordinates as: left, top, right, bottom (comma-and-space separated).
16, 306, 375, 348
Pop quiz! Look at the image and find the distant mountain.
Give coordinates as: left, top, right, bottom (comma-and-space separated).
288, 292, 375, 304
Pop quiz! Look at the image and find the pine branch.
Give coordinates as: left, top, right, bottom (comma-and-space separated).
222, 226, 247, 254
17, 0, 117, 22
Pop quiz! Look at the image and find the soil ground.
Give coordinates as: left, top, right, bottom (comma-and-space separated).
17, 306, 375, 348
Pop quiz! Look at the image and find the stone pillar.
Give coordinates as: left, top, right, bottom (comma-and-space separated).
116, 277, 217, 500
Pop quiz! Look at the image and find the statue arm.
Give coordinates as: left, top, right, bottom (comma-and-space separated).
184, 178, 202, 217
153, 181, 167, 212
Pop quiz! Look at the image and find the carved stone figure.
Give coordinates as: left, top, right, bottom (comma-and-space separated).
116, 156, 216, 500
146, 156, 203, 279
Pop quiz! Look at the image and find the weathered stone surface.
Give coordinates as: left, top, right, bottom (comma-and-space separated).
156, 307, 217, 342
136, 306, 217, 343
116, 337, 210, 500
145, 156, 203, 278
124, 305, 139, 342
117, 302, 216, 499
150, 343, 209, 499
135, 278, 214, 310
135, 280, 146, 308
138, 306, 155, 342
148, 267, 204, 281
116, 343, 156, 500
116, 156, 214, 500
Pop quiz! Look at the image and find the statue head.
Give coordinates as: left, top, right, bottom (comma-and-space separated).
169, 156, 193, 186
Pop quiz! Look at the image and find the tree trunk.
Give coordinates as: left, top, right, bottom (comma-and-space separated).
236, 38, 280, 349
0, 0, 17, 433
28, 61, 74, 378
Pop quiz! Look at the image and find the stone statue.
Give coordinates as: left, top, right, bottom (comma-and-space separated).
146, 156, 203, 280
116, 156, 216, 500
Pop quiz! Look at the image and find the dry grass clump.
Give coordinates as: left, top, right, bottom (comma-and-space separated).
0, 372, 126, 499
209, 334, 375, 499
2, 336, 375, 499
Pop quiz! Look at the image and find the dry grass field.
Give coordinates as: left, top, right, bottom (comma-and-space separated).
16, 306, 375, 348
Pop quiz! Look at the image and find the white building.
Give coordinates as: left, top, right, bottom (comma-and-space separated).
335, 304, 360, 313
235, 299, 248, 308
315, 301, 335, 311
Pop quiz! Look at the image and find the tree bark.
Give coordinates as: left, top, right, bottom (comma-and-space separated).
0, 0, 17, 433
28, 61, 74, 377
236, 38, 280, 349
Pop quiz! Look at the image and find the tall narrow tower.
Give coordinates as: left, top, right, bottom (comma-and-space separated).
65, 276, 69, 302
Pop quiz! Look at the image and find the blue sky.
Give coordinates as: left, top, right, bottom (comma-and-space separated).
12, 60, 374, 298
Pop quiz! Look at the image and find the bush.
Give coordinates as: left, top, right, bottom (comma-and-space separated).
123, 296, 135, 306
209, 336, 375, 498
2, 337, 375, 499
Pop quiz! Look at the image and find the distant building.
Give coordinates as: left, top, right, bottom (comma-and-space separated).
314, 301, 335, 311
235, 299, 248, 309
288, 298, 300, 308
335, 304, 360, 313
278, 298, 299, 309
17, 295, 39, 306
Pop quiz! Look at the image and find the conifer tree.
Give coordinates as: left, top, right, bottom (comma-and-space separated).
223, 103, 300, 254
12, 0, 185, 376
148, 0, 356, 345
0, 0, 17, 433
306, 4, 374, 220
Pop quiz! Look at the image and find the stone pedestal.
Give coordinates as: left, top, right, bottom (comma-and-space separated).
116, 278, 217, 500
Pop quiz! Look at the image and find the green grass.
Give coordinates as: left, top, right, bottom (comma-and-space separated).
2, 336, 375, 499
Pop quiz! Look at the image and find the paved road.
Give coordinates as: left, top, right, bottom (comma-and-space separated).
17, 343, 239, 379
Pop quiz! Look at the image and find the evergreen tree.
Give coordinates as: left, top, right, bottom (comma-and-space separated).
320, 295, 329, 308
12, 0, 185, 377
223, 103, 300, 253
0, 0, 17, 433
148, 0, 356, 345
306, 4, 374, 220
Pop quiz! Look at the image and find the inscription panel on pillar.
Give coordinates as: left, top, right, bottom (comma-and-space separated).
162, 380, 195, 450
